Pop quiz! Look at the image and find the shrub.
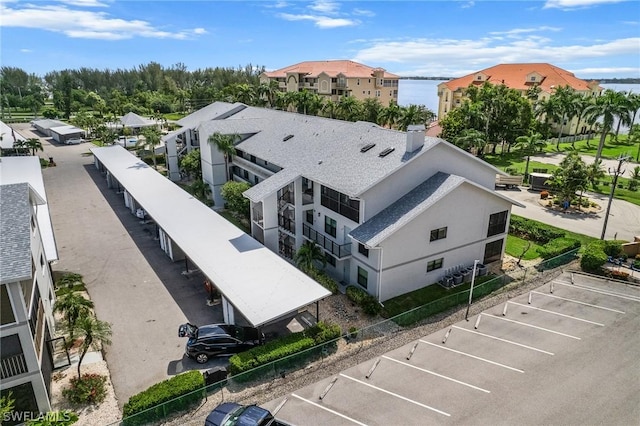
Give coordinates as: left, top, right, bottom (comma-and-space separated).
628, 180, 638, 191
123, 371, 204, 419
346, 286, 381, 316
633, 259, 640, 269
602, 240, 623, 257
227, 322, 341, 376
580, 241, 607, 272
306, 269, 339, 294
62, 374, 107, 405
538, 238, 581, 260
508, 216, 565, 244
540, 190, 549, 199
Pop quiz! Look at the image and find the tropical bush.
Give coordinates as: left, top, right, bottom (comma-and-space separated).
538, 237, 581, 260
305, 268, 339, 294
346, 285, 381, 316
62, 374, 107, 405
602, 240, 623, 257
508, 216, 565, 244
580, 241, 608, 272
123, 371, 204, 418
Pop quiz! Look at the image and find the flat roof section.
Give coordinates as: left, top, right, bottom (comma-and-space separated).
91, 145, 331, 327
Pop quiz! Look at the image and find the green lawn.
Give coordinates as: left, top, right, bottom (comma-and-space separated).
505, 235, 542, 260
543, 135, 639, 161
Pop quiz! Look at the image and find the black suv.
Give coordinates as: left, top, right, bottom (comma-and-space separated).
179, 323, 264, 364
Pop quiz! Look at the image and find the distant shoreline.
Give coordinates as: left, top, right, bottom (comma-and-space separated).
400, 76, 640, 84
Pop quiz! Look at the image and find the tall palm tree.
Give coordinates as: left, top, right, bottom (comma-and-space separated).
534, 97, 559, 140
586, 159, 605, 190
54, 292, 95, 343
550, 86, 579, 150
515, 132, 546, 179
141, 127, 162, 170
294, 241, 326, 273
378, 100, 401, 129
24, 138, 43, 156
321, 99, 337, 119
73, 315, 112, 379
336, 96, 361, 121
585, 90, 623, 163
571, 95, 594, 148
208, 132, 237, 181
397, 104, 423, 131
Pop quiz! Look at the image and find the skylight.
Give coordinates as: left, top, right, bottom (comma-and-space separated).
360, 143, 376, 153
378, 147, 395, 157
283, 135, 294, 141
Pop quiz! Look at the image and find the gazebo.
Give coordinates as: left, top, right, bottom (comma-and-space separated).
106, 112, 158, 132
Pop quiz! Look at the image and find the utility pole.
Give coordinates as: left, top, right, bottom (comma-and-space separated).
600, 155, 629, 240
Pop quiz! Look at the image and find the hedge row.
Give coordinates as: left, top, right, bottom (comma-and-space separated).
228, 321, 342, 376
538, 237, 581, 260
509, 216, 565, 244
346, 285, 381, 316
580, 241, 609, 272
306, 268, 339, 294
123, 370, 204, 419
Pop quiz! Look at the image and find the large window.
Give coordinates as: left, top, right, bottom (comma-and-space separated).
427, 258, 444, 272
357, 266, 368, 289
487, 211, 508, 237
305, 210, 314, 225
484, 239, 504, 264
321, 186, 360, 222
430, 227, 447, 242
324, 216, 337, 237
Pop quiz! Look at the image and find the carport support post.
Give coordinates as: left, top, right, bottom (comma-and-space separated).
316, 301, 320, 322
465, 260, 480, 321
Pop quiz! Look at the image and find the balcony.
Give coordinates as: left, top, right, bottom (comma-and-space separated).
278, 215, 295, 234
303, 223, 351, 259
278, 241, 295, 260
232, 156, 274, 180
1, 353, 28, 379
252, 207, 264, 227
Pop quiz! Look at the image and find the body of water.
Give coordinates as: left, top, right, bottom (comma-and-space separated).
398, 80, 640, 127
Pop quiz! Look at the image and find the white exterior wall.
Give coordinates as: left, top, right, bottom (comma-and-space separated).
367, 184, 511, 302
199, 131, 228, 208
360, 144, 497, 220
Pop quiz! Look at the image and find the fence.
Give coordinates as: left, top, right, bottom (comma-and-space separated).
112, 248, 579, 425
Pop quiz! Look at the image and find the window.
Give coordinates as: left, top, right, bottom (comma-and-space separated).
427, 258, 444, 272
487, 211, 508, 237
376, 90, 380, 97
321, 186, 360, 222
484, 239, 504, 264
430, 227, 447, 242
250, 155, 256, 163
531, 76, 536, 82
254, 176, 260, 184
326, 253, 336, 267
357, 266, 368, 288
305, 210, 314, 225
357, 79, 360, 85
325, 216, 337, 237
358, 243, 369, 257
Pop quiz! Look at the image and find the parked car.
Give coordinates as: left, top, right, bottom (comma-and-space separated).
179, 323, 264, 364
65, 137, 85, 145
114, 136, 138, 148
204, 403, 276, 426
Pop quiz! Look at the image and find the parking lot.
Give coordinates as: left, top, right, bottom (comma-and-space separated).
263, 272, 640, 425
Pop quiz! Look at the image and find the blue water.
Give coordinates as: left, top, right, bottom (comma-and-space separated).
398, 79, 640, 122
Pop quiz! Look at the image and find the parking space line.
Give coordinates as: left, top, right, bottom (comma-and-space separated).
291, 393, 368, 425
382, 355, 490, 393
508, 301, 605, 326
419, 340, 524, 373
553, 281, 640, 302
339, 373, 451, 417
480, 314, 581, 340
531, 291, 626, 314
452, 325, 554, 355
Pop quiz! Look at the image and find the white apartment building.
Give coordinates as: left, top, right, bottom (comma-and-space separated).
165, 103, 521, 302
1, 157, 59, 418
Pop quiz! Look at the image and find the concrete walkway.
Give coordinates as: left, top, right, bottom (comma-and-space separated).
12, 124, 222, 408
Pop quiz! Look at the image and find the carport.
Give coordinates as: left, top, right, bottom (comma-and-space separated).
90, 145, 331, 328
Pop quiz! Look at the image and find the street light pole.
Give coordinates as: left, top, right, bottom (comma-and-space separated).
600, 155, 629, 240
465, 259, 480, 321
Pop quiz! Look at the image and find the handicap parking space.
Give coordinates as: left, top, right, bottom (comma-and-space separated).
263, 272, 640, 425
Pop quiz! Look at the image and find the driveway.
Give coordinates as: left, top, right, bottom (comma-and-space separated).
12, 124, 223, 407
529, 152, 639, 178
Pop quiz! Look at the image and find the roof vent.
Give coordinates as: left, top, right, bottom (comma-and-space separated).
360, 143, 376, 153
378, 147, 395, 157
283, 134, 294, 141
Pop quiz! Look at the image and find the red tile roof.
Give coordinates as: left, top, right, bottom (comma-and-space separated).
442, 63, 600, 93
262, 60, 399, 79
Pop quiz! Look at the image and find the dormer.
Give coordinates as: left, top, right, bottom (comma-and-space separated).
526, 71, 544, 85
474, 72, 489, 82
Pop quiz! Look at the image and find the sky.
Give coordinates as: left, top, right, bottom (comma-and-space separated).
1, 0, 639, 79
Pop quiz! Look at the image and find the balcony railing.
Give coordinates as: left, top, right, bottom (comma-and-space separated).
1, 353, 28, 379
232, 156, 274, 180
303, 223, 351, 259
278, 215, 295, 234
278, 242, 295, 260
252, 208, 264, 226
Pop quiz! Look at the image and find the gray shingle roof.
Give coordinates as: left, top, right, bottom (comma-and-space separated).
0, 183, 33, 283
177, 102, 247, 129
349, 172, 464, 247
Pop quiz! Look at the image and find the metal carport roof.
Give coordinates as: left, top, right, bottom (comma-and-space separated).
91, 145, 331, 327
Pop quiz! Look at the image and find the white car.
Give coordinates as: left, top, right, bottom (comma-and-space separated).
65, 137, 85, 145
115, 136, 138, 148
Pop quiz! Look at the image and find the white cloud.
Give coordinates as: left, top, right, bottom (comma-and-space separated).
59, 0, 109, 7
308, 1, 340, 14
544, 0, 625, 9
352, 35, 640, 77
352, 8, 374, 17
489, 26, 562, 36
461, 1, 475, 9
278, 13, 358, 28
0, 4, 206, 40
20, 48, 32, 53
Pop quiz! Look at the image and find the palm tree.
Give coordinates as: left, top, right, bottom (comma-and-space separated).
453, 129, 488, 157
73, 315, 112, 379
586, 160, 606, 190
189, 179, 212, 206
294, 241, 326, 273
515, 132, 545, 180
571, 95, 594, 148
321, 99, 337, 119
550, 86, 579, 150
378, 100, 401, 129
54, 292, 95, 343
336, 96, 361, 121
24, 137, 43, 156
397, 104, 423, 131
141, 127, 162, 170
208, 132, 237, 181
585, 90, 623, 163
